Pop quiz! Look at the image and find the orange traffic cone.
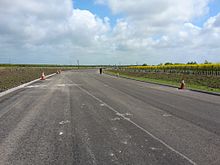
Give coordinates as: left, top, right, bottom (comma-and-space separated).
40, 72, 46, 80
178, 79, 185, 89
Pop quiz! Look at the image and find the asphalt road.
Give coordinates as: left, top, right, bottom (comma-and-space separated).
0, 70, 220, 165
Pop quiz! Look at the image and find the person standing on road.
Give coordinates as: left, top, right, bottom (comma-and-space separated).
99, 68, 103, 74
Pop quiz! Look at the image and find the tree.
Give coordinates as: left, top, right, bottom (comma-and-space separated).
204, 60, 211, 64
164, 62, 173, 65
187, 61, 197, 65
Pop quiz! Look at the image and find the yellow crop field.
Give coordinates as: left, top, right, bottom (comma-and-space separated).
128, 64, 220, 70
123, 64, 220, 76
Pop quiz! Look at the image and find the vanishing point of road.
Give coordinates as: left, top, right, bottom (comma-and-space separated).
0, 70, 220, 165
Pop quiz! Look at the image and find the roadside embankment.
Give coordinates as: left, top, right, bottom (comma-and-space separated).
105, 70, 220, 94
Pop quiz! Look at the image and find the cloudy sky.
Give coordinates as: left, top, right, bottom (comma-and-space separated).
0, 0, 220, 65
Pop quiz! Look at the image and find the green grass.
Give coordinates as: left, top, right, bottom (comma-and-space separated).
105, 70, 220, 93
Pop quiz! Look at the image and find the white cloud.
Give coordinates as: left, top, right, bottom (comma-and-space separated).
97, 0, 210, 22
204, 13, 220, 29
0, 0, 219, 64
96, 0, 220, 64
0, 0, 111, 64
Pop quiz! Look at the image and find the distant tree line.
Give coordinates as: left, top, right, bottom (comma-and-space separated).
142, 60, 214, 66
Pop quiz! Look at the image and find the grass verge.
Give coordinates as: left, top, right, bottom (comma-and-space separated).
105, 70, 220, 93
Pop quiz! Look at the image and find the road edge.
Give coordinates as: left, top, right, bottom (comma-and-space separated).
0, 73, 56, 98
104, 72, 220, 96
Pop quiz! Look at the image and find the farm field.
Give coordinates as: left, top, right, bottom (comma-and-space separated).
106, 64, 220, 93
1, 64, 220, 93
127, 64, 220, 76
0, 64, 111, 92
0, 66, 73, 92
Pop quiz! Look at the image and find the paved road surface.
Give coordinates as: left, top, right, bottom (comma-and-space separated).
0, 70, 220, 165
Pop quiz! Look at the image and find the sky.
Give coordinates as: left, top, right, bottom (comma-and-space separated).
0, 0, 220, 65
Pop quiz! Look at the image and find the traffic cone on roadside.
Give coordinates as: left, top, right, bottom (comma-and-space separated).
178, 79, 185, 89
40, 72, 46, 80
